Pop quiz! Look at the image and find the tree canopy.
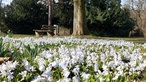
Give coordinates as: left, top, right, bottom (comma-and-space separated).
0, 0, 135, 37
2, 0, 48, 34
86, 0, 135, 36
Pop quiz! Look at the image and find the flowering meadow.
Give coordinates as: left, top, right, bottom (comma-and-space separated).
0, 36, 146, 82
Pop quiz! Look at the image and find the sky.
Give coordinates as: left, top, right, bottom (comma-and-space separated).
2, 0, 13, 5
121, 0, 127, 5
3, 0, 127, 5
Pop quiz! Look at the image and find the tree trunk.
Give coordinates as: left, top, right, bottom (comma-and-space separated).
48, 0, 52, 26
0, 0, 2, 6
72, 0, 90, 35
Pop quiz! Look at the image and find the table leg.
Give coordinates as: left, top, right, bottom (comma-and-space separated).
35, 32, 40, 37
47, 32, 54, 36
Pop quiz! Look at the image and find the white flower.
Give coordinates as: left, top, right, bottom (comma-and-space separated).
23, 59, 32, 71
7, 72, 14, 82
129, 60, 137, 67
72, 65, 80, 75
94, 63, 98, 72
99, 77, 104, 82
108, 61, 115, 68
102, 64, 108, 71
51, 61, 59, 68
35, 57, 46, 67
117, 70, 124, 76
2, 36, 146, 82
143, 43, 146, 48
62, 69, 70, 78
143, 53, 146, 56
102, 70, 109, 76
57, 78, 71, 82
41, 67, 52, 78
0, 61, 18, 81
57, 79, 62, 82
59, 61, 67, 69
100, 54, 105, 62
39, 65, 46, 72
81, 73, 90, 80
63, 77, 71, 82
72, 76, 80, 82
31, 66, 36, 72
31, 76, 46, 82
19, 71, 27, 80
112, 75, 119, 80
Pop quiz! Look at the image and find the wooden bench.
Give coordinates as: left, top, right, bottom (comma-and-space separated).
33, 25, 57, 37
41, 25, 55, 29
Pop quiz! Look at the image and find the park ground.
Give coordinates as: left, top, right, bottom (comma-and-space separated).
0, 32, 146, 82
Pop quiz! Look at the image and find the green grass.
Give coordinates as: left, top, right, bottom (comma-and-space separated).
73, 35, 146, 43
1, 34, 146, 43
12, 34, 35, 38
100, 37, 146, 43
0, 32, 6, 36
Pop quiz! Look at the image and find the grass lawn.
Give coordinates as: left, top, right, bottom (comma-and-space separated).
0, 32, 6, 36
12, 34, 35, 38
0, 32, 145, 43
5, 34, 146, 43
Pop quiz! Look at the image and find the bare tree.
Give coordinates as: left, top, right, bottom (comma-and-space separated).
124, 0, 146, 37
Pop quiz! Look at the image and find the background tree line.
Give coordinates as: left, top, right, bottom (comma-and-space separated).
0, 0, 143, 37
123, 0, 146, 37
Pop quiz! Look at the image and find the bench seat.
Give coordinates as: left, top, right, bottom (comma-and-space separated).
33, 29, 54, 32
33, 25, 58, 37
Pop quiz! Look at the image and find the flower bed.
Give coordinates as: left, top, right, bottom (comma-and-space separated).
0, 36, 146, 82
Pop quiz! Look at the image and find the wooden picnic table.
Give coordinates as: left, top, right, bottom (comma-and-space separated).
33, 25, 58, 37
